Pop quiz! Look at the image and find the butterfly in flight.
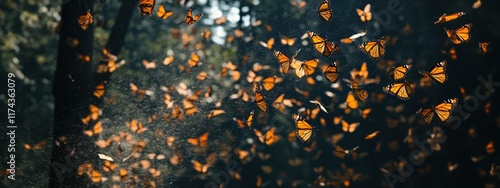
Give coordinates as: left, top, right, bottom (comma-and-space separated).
77, 10, 93, 30
434, 12, 465, 24
138, 0, 155, 16
444, 23, 472, 44
317, 0, 332, 21
419, 60, 447, 84
388, 64, 412, 81
359, 37, 386, 59
383, 80, 414, 100
308, 31, 341, 57
416, 98, 458, 124
293, 113, 314, 142
185, 9, 203, 25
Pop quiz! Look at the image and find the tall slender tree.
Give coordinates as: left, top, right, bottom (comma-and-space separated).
50, 0, 138, 186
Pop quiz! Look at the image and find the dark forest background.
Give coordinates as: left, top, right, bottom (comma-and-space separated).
1, 0, 500, 187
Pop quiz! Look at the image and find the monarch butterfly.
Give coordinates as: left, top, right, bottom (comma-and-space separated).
261, 75, 277, 91
259, 38, 274, 49
388, 64, 412, 80
280, 35, 296, 46
343, 91, 359, 110
308, 31, 341, 57
233, 110, 254, 128
182, 99, 198, 115
157, 5, 173, 19
317, 0, 332, 21
77, 10, 93, 30
416, 98, 458, 124
479, 42, 490, 54
434, 12, 465, 24
291, 58, 319, 78
383, 80, 414, 100
272, 94, 292, 113
163, 56, 174, 65
273, 50, 291, 74
187, 52, 200, 67
445, 23, 472, 44
187, 132, 209, 147
333, 145, 359, 159
254, 127, 278, 145
419, 60, 447, 84
341, 120, 359, 133
93, 83, 106, 99
293, 113, 313, 142
185, 9, 203, 25
356, 4, 372, 22
324, 61, 339, 83
192, 160, 210, 173
138, 0, 155, 16
349, 78, 368, 102
359, 37, 386, 59
255, 87, 268, 112
142, 59, 156, 69
246, 70, 263, 83
127, 119, 148, 134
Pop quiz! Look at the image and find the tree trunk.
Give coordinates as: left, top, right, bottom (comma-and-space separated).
50, 0, 137, 187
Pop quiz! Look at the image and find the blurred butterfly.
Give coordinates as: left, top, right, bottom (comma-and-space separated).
317, 0, 332, 21
388, 64, 412, 80
344, 91, 359, 110
192, 160, 210, 173
254, 127, 278, 145
187, 52, 200, 67
308, 31, 341, 57
259, 38, 274, 49
293, 113, 314, 142
333, 145, 359, 159
479, 42, 490, 54
444, 23, 472, 44
383, 80, 414, 100
142, 59, 156, 69
272, 94, 292, 113
185, 9, 203, 25
309, 100, 328, 113
187, 132, 209, 147
261, 75, 277, 91
341, 120, 360, 133
163, 56, 174, 65
77, 10, 93, 30
341, 30, 367, 44
255, 87, 268, 112
127, 119, 147, 134
291, 58, 319, 78
365, 131, 380, 140
157, 5, 173, 19
233, 110, 254, 128
349, 78, 368, 102
416, 98, 458, 124
280, 35, 296, 46
434, 12, 465, 24
247, 70, 263, 83
324, 61, 339, 83
93, 83, 106, 99
419, 60, 447, 84
138, 0, 155, 16
359, 37, 386, 59
182, 98, 197, 115
356, 4, 372, 22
